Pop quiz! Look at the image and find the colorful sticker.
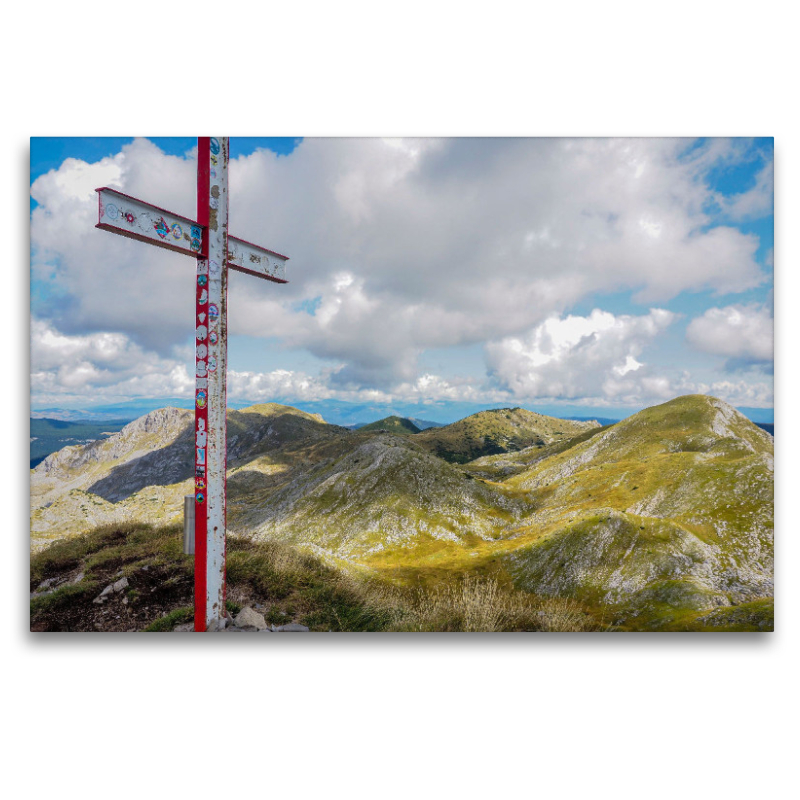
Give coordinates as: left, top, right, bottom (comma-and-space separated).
198, 289, 208, 305
197, 344, 208, 360
154, 217, 169, 238
198, 274, 208, 287
210, 138, 221, 155
208, 330, 218, 345
197, 448, 206, 465
195, 466, 206, 479
196, 491, 205, 504
105, 203, 119, 220
196, 418, 207, 447
196, 324, 208, 341
196, 476, 206, 491
190, 224, 203, 253
196, 389, 207, 408
124, 211, 135, 224
207, 356, 217, 373
208, 304, 219, 322
170, 223, 183, 240
210, 168, 217, 179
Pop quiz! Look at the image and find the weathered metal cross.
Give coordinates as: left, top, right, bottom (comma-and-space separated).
95, 137, 289, 632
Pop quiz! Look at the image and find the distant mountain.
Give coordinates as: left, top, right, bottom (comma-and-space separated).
30, 395, 773, 630
30, 417, 129, 468
30, 397, 252, 423
565, 416, 620, 426
359, 416, 422, 434
31, 397, 773, 428
413, 407, 600, 463
408, 418, 447, 430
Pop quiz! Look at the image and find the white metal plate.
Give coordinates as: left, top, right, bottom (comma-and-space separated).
96, 187, 289, 282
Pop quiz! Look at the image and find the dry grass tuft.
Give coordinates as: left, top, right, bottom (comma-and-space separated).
390, 574, 601, 632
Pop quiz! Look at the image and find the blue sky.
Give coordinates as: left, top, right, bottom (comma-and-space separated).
30, 137, 773, 422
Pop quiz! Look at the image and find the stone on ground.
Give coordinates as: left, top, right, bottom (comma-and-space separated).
234, 607, 267, 630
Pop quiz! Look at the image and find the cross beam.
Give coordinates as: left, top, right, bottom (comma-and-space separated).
95, 137, 290, 631
96, 187, 289, 283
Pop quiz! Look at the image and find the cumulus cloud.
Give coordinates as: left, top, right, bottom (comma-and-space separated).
31, 317, 773, 411
485, 308, 677, 402
30, 318, 507, 408
30, 319, 194, 402
686, 303, 773, 368
30, 136, 773, 404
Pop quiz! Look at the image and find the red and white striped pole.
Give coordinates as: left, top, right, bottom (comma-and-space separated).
194, 136, 229, 631
94, 136, 289, 632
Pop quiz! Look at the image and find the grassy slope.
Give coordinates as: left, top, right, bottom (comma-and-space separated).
413, 407, 599, 463
30, 522, 603, 632
493, 395, 774, 627
359, 416, 422, 434
246, 432, 535, 560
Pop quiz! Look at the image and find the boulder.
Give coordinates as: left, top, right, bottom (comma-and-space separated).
234, 607, 267, 630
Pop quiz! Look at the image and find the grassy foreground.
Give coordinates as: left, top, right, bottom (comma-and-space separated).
29, 522, 606, 632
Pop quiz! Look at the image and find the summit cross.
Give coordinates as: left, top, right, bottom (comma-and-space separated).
95, 137, 290, 632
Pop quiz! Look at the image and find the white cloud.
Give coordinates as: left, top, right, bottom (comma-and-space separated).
30, 317, 774, 412
30, 318, 508, 408
30, 319, 194, 402
720, 160, 774, 222
686, 303, 773, 364
485, 308, 676, 401
30, 137, 773, 401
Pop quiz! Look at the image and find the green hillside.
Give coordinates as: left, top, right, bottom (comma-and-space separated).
242, 432, 533, 561
413, 407, 599, 463
497, 395, 774, 627
359, 416, 422, 434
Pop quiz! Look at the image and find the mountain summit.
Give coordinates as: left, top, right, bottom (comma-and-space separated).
413, 407, 599, 463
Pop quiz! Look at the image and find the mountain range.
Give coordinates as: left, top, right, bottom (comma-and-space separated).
29, 395, 774, 630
